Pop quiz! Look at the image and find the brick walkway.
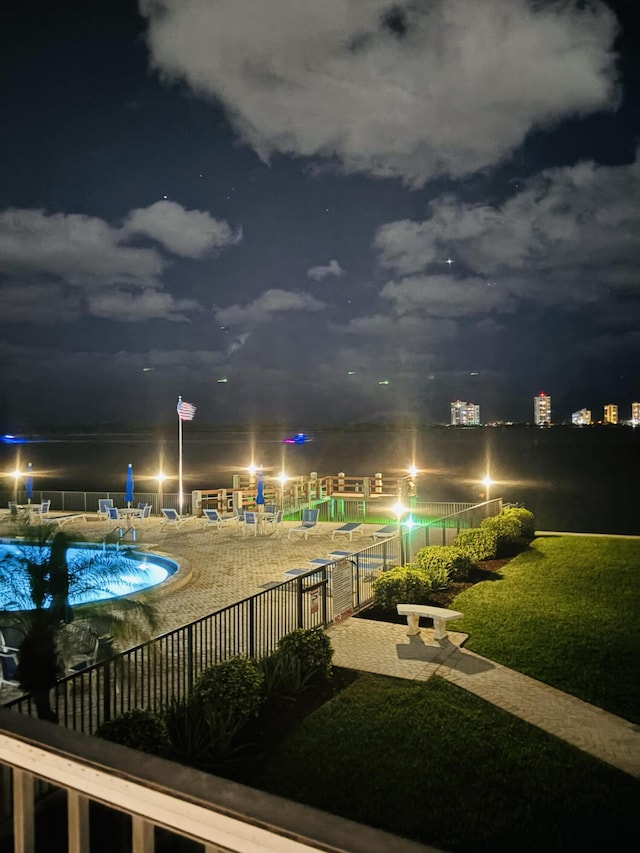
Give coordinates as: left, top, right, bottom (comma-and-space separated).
2, 515, 639, 780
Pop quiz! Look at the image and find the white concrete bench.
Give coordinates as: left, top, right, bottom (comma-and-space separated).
396, 604, 463, 640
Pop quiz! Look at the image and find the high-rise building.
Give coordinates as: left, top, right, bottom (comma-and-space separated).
572, 408, 591, 426
534, 392, 551, 425
604, 404, 618, 425
450, 400, 480, 426
632, 403, 640, 426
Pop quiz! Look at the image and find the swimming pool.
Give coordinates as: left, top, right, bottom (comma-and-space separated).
0, 540, 177, 610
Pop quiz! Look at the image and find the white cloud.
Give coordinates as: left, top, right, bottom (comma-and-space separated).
381, 274, 514, 318
0, 201, 239, 322
124, 200, 241, 257
142, 0, 618, 185
215, 289, 325, 326
0, 208, 163, 285
87, 289, 201, 322
307, 259, 345, 281
374, 153, 640, 310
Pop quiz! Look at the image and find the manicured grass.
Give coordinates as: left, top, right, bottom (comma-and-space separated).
453, 535, 640, 722
255, 673, 639, 851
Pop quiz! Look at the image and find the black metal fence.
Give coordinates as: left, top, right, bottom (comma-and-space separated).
3, 500, 501, 734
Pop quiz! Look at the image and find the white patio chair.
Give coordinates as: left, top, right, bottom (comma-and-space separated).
263, 509, 283, 536
242, 511, 260, 536
97, 499, 114, 520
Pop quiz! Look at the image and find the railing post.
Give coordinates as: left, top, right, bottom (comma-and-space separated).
187, 624, 194, 693
103, 661, 112, 723
248, 598, 255, 658
296, 577, 304, 628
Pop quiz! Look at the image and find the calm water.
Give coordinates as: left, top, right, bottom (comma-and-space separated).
1, 426, 639, 534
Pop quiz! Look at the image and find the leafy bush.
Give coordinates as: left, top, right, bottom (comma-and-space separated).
412, 545, 475, 581
502, 507, 536, 539
372, 566, 447, 608
453, 527, 498, 562
192, 656, 264, 722
480, 511, 530, 557
96, 708, 171, 757
257, 650, 316, 700
161, 696, 247, 770
277, 628, 333, 682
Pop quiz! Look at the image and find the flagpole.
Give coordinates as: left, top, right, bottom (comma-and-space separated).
178, 396, 184, 514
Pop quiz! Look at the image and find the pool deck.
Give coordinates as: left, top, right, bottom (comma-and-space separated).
1, 514, 639, 780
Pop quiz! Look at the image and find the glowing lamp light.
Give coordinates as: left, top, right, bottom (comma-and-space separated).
277, 472, 288, 486
407, 465, 418, 477
155, 472, 167, 484
247, 464, 257, 477
392, 501, 406, 520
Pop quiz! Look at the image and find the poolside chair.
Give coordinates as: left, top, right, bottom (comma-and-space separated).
0, 629, 20, 693
202, 508, 236, 530
242, 510, 259, 536
105, 506, 122, 525
287, 508, 320, 540
371, 524, 397, 540
97, 499, 114, 520
160, 508, 195, 528
8, 501, 19, 521
28, 499, 51, 521
263, 509, 283, 536
331, 522, 363, 541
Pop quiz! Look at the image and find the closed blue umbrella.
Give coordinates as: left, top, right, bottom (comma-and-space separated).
125, 463, 134, 507
25, 462, 33, 503
255, 470, 265, 507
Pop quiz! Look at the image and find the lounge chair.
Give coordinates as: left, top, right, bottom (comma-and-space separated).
287, 508, 320, 540
331, 522, 363, 541
97, 498, 114, 520
202, 508, 236, 530
242, 510, 259, 536
160, 508, 195, 528
371, 524, 397, 540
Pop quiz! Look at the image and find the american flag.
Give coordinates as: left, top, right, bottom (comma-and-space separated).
177, 398, 197, 421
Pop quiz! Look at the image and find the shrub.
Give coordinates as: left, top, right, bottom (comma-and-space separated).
161, 696, 247, 770
373, 566, 446, 609
481, 510, 531, 557
502, 507, 536, 539
412, 545, 475, 581
192, 656, 264, 722
453, 527, 498, 563
257, 649, 316, 700
277, 628, 333, 682
96, 708, 171, 757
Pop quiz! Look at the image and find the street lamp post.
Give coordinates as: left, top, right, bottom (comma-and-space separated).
392, 500, 407, 566
155, 473, 166, 515
277, 472, 288, 511
12, 469, 22, 504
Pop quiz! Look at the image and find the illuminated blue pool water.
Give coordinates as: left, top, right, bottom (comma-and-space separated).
0, 540, 177, 610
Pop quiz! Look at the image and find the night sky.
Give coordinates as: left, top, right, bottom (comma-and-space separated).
1, 0, 639, 429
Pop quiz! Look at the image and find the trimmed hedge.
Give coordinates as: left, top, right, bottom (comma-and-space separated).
453, 527, 498, 562
373, 566, 448, 608
412, 545, 475, 581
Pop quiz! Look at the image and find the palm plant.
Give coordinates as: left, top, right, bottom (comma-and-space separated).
0, 521, 159, 721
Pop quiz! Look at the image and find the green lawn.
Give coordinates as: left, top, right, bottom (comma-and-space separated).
255, 673, 640, 851
453, 535, 640, 722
